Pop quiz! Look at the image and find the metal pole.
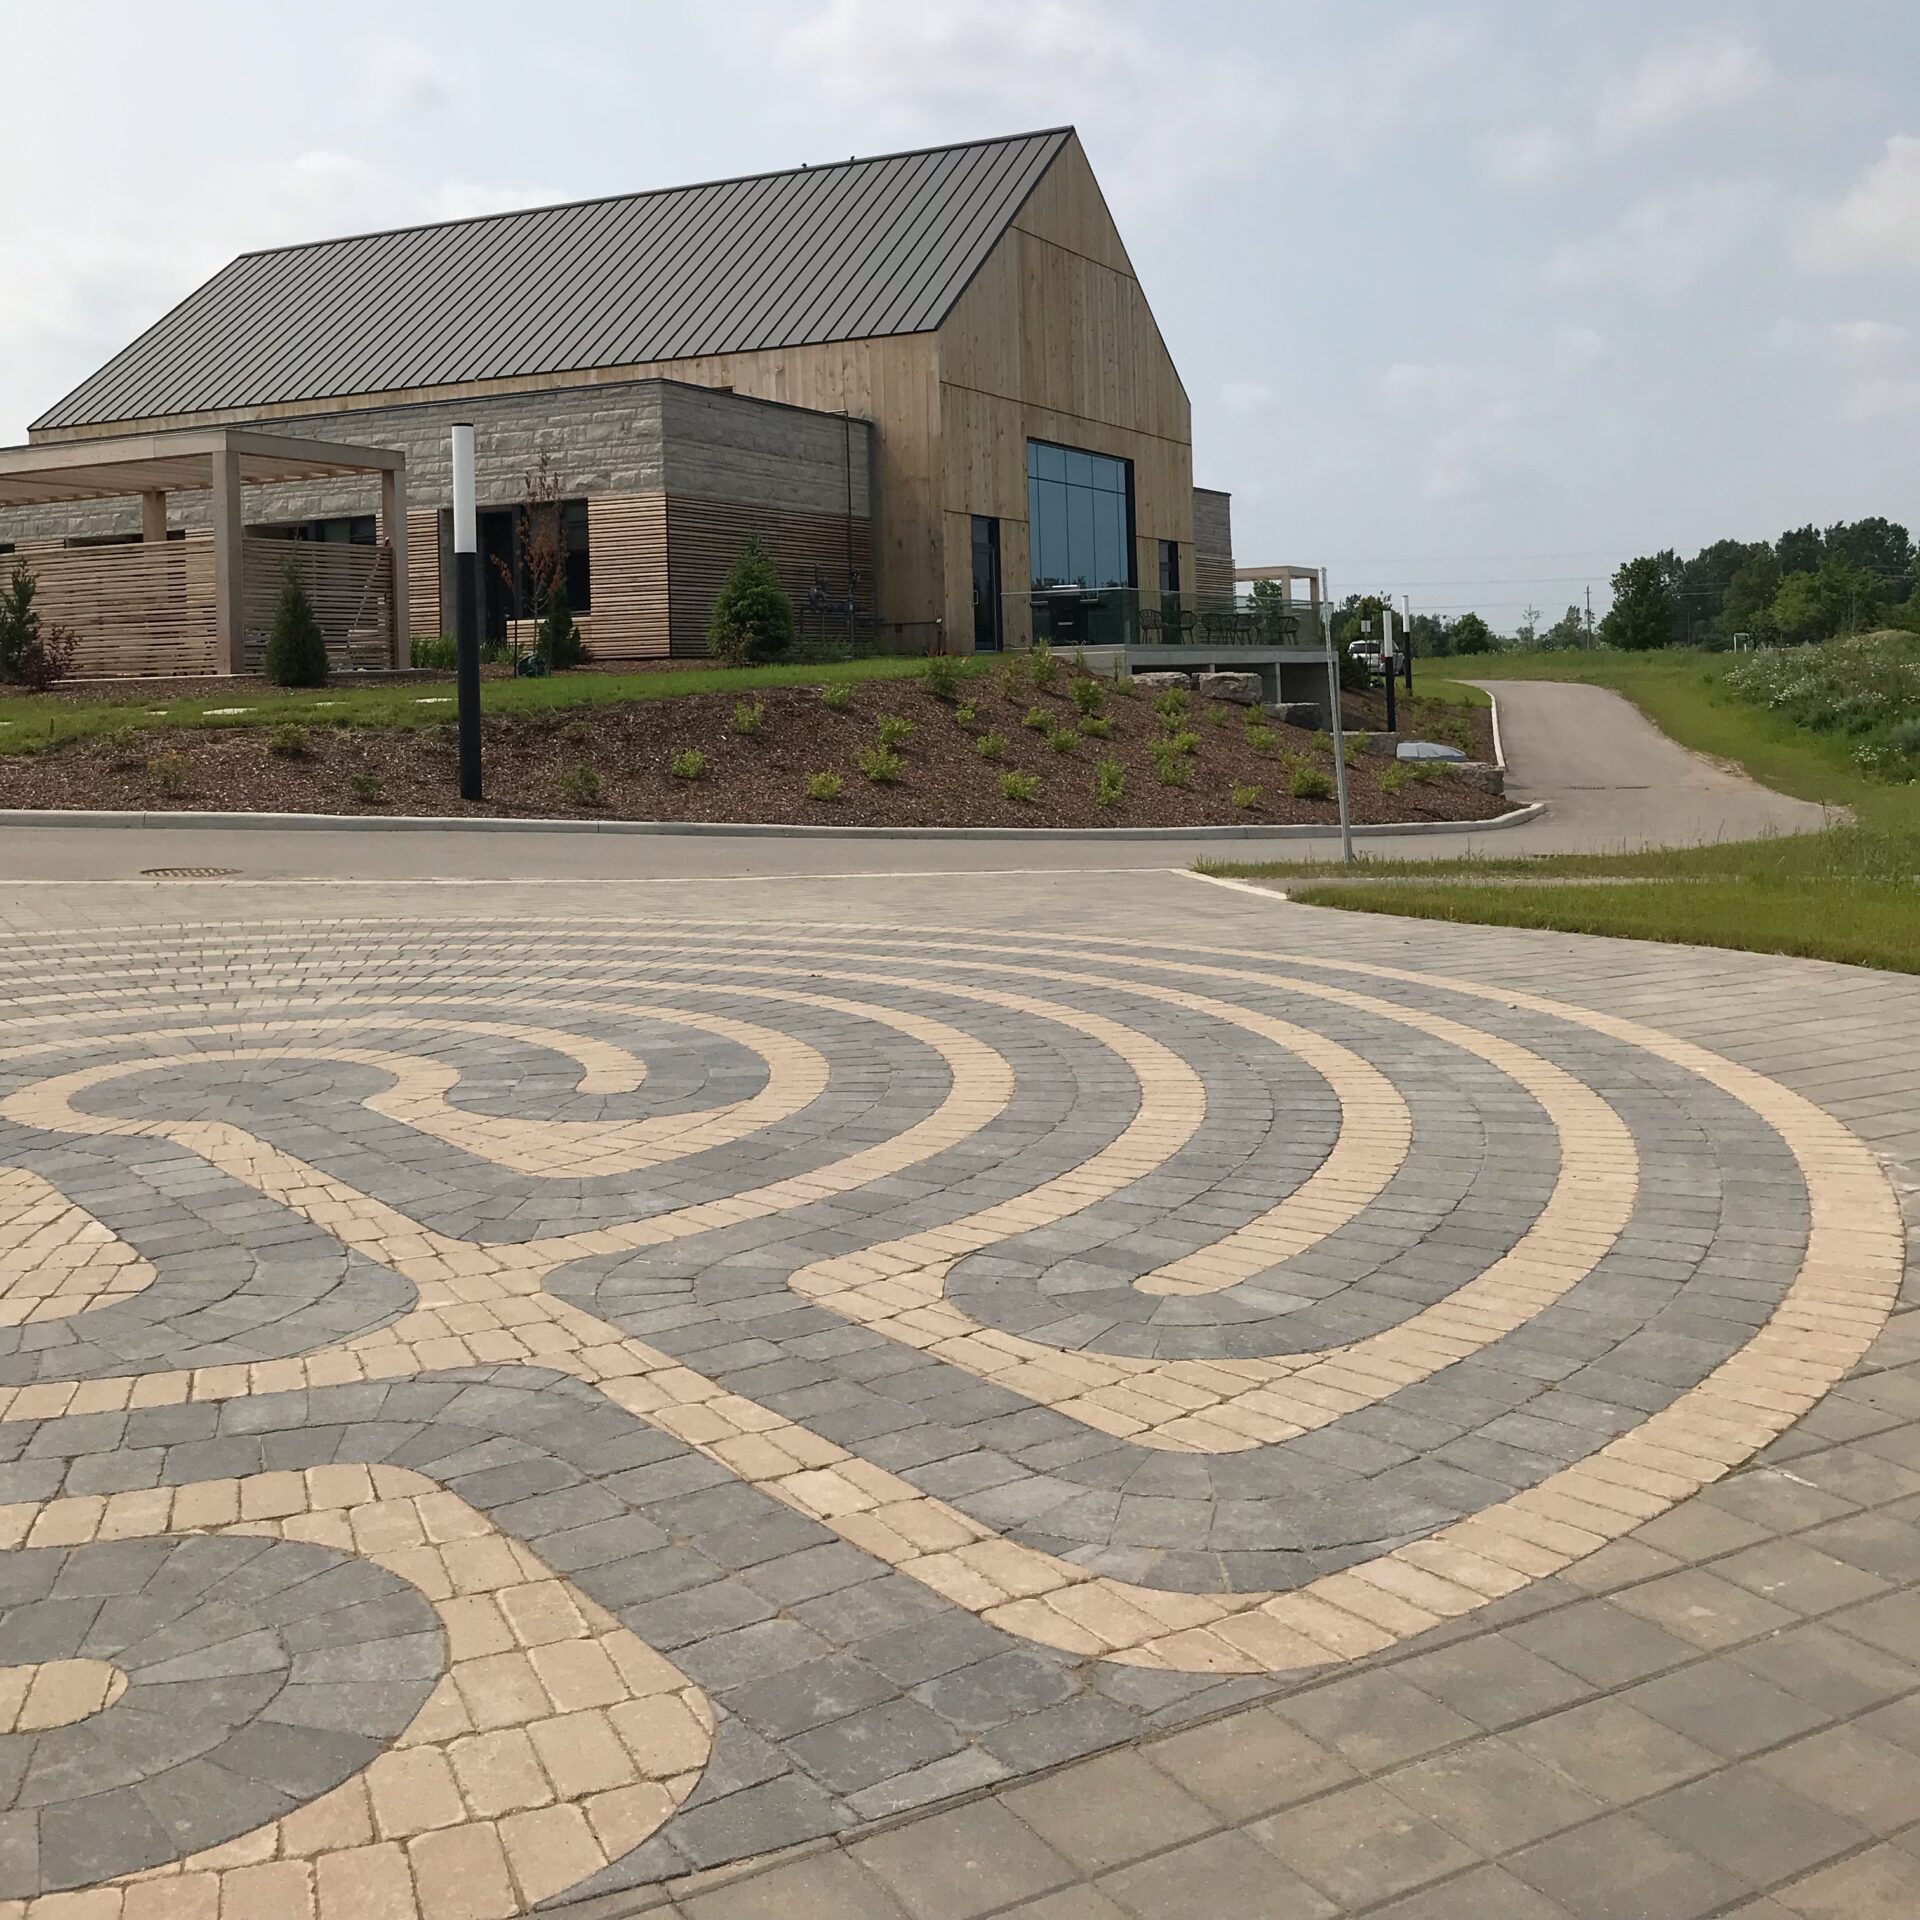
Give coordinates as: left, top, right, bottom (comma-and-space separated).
451, 423, 482, 803
1322, 568, 1354, 865
1382, 602, 1399, 736
1402, 592, 1413, 691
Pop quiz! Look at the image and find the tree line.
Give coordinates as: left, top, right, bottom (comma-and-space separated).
1361, 516, 1916, 656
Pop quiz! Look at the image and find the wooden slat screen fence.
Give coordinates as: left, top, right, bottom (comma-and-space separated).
242, 538, 394, 672
11, 535, 220, 679
405, 508, 441, 641
584, 493, 669, 660
665, 498, 874, 656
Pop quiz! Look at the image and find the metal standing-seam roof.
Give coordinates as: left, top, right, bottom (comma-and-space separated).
35, 128, 1073, 434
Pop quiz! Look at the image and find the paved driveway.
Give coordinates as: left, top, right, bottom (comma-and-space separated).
0, 861, 1911, 1920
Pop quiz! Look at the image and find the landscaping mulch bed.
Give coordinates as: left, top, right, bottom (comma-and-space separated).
0, 670, 1514, 829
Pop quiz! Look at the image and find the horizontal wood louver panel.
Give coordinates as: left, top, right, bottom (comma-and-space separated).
16, 535, 219, 679
585, 493, 670, 659
665, 497, 874, 656
406, 509, 441, 639
241, 538, 393, 671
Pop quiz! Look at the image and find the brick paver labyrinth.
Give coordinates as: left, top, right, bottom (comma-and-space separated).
0, 915, 1901, 1916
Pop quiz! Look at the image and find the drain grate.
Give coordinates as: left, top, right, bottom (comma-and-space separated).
140, 867, 240, 879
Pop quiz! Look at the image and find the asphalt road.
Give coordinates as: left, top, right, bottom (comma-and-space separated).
0, 679, 1831, 886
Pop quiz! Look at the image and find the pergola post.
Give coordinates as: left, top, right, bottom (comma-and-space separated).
140, 491, 167, 543
381, 462, 411, 668
210, 446, 246, 675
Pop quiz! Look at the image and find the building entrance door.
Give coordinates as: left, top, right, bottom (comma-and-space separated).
971, 515, 1003, 652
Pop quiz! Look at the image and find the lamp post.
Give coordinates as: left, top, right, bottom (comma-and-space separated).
1321, 569, 1355, 865
451, 423, 482, 802
1382, 601, 1399, 736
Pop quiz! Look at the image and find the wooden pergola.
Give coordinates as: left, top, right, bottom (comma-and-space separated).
0, 428, 408, 674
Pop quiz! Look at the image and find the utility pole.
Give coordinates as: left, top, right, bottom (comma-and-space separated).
1584, 585, 1595, 646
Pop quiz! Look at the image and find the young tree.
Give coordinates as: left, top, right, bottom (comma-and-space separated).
1448, 612, 1497, 655
265, 558, 329, 687
1515, 605, 1542, 648
707, 538, 794, 666
1600, 556, 1677, 651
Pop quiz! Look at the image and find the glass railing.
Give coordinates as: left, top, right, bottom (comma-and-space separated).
985, 588, 1329, 652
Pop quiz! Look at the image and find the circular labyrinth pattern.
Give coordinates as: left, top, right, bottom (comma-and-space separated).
0, 917, 1901, 1912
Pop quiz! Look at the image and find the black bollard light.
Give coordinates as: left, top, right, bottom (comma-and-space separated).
452, 422, 482, 802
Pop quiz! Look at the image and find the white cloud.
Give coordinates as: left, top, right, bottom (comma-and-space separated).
1832, 318, 1911, 353
1797, 135, 1920, 272
1476, 126, 1573, 188
1845, 376, 1920, 418
1551, 325, 1608, 372
1597, 34, 1773, 144
359, 35, 450, 122
1220, 380, 1277, 413
775, 0, 1469, 203
1544, 179, 1777, 292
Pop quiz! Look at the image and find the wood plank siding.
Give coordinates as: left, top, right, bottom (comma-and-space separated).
405, 508, 441, 640
584, 494, 669, 660
665, 498, 874, 657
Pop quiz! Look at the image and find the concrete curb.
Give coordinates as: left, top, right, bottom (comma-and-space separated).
0, 803, 1547, 843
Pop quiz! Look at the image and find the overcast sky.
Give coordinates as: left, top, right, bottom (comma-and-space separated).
4, 1, 1916, 620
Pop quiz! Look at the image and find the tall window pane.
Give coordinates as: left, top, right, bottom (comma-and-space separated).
1026, 438, 1135, 589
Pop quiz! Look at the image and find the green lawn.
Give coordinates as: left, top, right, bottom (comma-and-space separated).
0, 655, 946, 757
1202, 648, 1920, 973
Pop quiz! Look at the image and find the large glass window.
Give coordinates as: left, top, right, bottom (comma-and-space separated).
1027, 440, 1133, 589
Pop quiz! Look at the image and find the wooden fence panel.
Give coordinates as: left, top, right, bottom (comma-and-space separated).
665, 498, 874, 657
16, 536, 219, 679
406, 509, 442, 641
585, 493, 670, 660
243, 539, 393, 671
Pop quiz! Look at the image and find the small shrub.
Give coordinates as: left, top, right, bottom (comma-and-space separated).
1231, 782, 1261, 809
560, 762, 603, 806
1022, 705, 1051, 732
540, 577, 585, 670
1077, 713, 1112, 739
876, 712, 915, 749
1343, 731, 1370, 768
976, 730, 1009, 761
1208, 703, 1232, 728
806, 771, 844, 801
1027, 639, 1057, 689
955, 701, 979, 728
1166, 728, 1200, 755
148, 752, 190, 797
1001, 770, 1041, 802
1245, 723, 1276, 754
102, 725, 144, 770
1048, 726, 1079, 754
1093, 758, 1126, 808
0, 558, 78, 690
1112, 670, 1138, 699
267, 724, 311, 760
707, 537, 794, 666
858, 744, 903, 783
1071, 677, 1106, 717
411, 635, 457, 671
264, 560, 329, 688
671, 748, 706, 781
921, 654, 961, 702
1380, 762, 1410, 795
1154, 687, 1190, 729
820, 681, 855, 712
1289, 763, 1334, 800
732, 699, 766, 736
348, 771, 382, 803
1153, 747, 1193, 789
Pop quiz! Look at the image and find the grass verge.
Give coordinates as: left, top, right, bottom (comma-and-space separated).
1201, 649, 1920, 973
0, 656, 942, 758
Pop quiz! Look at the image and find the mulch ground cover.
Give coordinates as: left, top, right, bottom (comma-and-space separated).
0, 668, 1511, 829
